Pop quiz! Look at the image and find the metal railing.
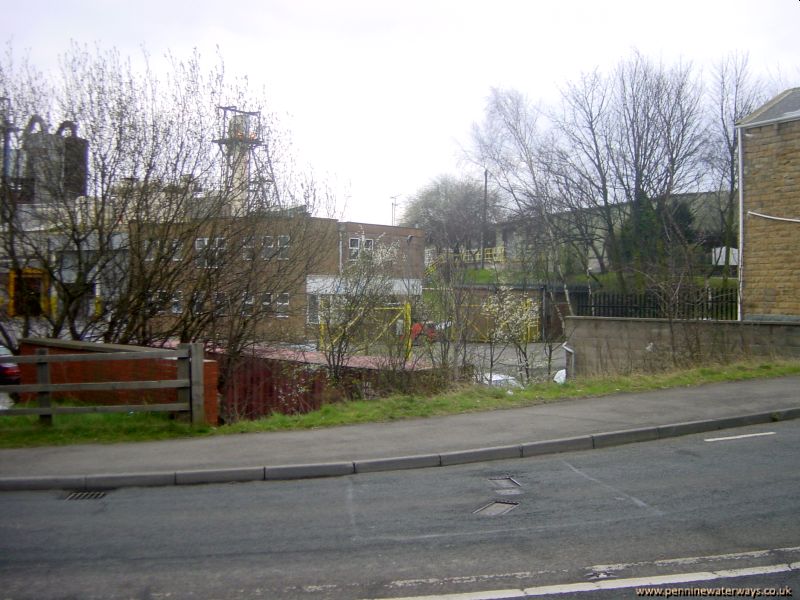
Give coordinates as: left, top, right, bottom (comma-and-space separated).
574, 289, 738, 321
425, 247, 507, 272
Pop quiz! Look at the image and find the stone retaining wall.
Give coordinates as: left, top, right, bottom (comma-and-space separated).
565, 316, 800, 377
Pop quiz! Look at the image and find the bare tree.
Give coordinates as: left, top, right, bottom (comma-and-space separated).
0, 43, 334, 397
401, 174, 501, 257
705, 53, 766, 289
471, 87, 586, 318
472, 52, 708, 298
316, 239, 399, 390
416, 254, 478, 381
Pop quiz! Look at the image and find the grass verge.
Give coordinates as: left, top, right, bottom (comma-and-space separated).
1, 359, 799, 448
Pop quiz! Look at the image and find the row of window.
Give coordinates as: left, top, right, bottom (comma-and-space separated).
146, 234, 374, 265
144, 236, 291, 267
152, 290, 290, 317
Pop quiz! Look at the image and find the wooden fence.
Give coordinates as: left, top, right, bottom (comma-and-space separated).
0, 343, 206, 426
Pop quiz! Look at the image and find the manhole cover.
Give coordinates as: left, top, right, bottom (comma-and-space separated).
64, 491, 107, 501
473, 500, 519, 516
489, 476, 522, 495
489, 476, 521, 488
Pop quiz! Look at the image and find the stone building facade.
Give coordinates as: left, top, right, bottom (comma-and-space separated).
738, 88, 800, 321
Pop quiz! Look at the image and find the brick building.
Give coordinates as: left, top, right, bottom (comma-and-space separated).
1, 107, 425, 349
134, 213, 425, 346
738, 88, 800, 321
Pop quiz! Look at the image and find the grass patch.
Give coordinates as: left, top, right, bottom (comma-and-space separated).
2, 359, 799, 448
0, 411, 207, 448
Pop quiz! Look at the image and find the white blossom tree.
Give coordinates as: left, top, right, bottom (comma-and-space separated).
481, 287, 540, 383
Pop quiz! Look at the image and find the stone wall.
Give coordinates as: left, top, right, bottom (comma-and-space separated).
565, 316, 800, 377
741, 118, 800, 320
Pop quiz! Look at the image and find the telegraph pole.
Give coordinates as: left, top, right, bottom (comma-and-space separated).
480, 168, 488, 269
391, 195, 399, 226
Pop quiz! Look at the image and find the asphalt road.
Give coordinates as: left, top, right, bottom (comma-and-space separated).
1, 420, 798, 600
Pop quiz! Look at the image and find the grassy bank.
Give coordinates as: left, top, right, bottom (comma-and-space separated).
2, 360, 799, 448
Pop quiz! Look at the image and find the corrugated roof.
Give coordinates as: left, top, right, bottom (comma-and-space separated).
738, 87, 800, 128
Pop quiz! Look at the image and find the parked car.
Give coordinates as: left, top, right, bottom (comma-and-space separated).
0, 347, 21, 386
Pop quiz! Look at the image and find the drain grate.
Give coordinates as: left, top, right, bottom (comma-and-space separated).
489, 476, 522, 496
64, 491, 107, 501
473, 500, 519, 516
489, 476, 521, 487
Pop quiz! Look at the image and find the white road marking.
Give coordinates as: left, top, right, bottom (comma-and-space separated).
365, 563, 799, 600
525, 564, 794, 595
705, 431, 776, 442
368, 590, 526, 600
562, 460, 663, 516
389, 571, 555, 590
591, 545, 800, 573
345, 478, 362, 540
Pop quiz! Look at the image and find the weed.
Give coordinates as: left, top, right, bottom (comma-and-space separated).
1, 358, 799, 448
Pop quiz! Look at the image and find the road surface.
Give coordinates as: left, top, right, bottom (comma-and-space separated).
1, 421, 798, 599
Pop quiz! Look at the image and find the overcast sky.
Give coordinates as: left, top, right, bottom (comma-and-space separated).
5, 0, 798, 225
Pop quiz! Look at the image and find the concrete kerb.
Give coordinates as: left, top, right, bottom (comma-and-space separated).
2, 407, 799, 492
264, 462, 355, 480
87, 472, 176, 489
175, 467, 265, 486
354, 454, 441, 473
440, 444, 522, 466
592, 427, 659, 448
0, 475, 87, 492
522, 436, 594, 457
656, 407, 800, 441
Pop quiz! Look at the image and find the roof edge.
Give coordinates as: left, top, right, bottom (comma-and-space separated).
737, 87, 800, 129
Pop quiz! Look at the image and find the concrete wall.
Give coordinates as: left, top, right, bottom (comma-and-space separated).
565, 316, 800, 377
741, 118, 800, 320
18, 338, 219, 425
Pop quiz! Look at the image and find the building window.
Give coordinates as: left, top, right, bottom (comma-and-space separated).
169, 239, 183, 261
262, 292, 272, 311
307, 293, 319, 324
261, 236, 275, 259
191, 291, 206, 314
144, 239, 157, 262
242, 236, 255, 261
349, 237, 360, 260
147, 239, 183, 262
9, 270, 45, 317
151, 290, 182, 315
170, 291, 183, 315
152, 289, 171, 314
276, 292, 289, 317
213, 291, 227, 316
277, 235, 290, 260
195, 237, 226, 268
242, 291, 255, 315
349, 236, 373, 260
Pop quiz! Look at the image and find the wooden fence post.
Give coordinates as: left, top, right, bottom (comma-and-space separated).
189, 343, 205, 427
36, 348, 52, 426
176, 344, 190, 421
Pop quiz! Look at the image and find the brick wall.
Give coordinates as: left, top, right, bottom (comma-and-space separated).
741, 118, 800, 320
565, 316, 800, 377
18, 338, 219, 425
